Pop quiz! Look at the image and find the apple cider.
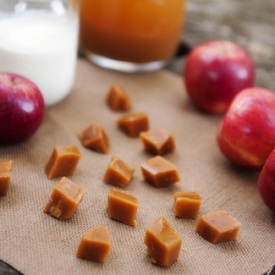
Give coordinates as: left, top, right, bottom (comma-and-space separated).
79, 0, 185, 70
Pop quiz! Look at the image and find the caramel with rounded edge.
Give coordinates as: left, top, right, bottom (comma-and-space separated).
174, 191, 202, 219
106, 84, 131, 111
78, 122, 110, 154
196, 210, 241, 244
108, 189, 138, 226
141, 156, 180, 187
140, 127, 175, 155
117, 112, 149, 137
45, 145, 81, 179
144, 216, 182, 267
44, 177, 84, 220
77, 226, 111, 263
103, 156, 135, 187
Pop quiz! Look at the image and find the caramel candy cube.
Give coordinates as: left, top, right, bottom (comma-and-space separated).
78, 122, 110, 154
196, 211, 241, 244
45, 145, 81, 179
141, 156, 180, 187
117, 112, 149, 137
103, 156, 135, 187
108, 189, 138, 226
106, 84, 131, 111
77, 226, 111, 263
144, 216, 182, 267
174, 191, 202, 219
44, 177, 84, 220
140, 127, 175, 155
0, 160, 12, 196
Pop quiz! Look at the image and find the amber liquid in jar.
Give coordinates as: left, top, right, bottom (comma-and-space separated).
79, 0, 185, 72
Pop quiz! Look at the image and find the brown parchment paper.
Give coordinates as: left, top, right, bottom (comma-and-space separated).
0, 59, 274, 275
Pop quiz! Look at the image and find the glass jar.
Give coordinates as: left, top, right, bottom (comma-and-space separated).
0, 0, 79, 107
79, 0, 185, 73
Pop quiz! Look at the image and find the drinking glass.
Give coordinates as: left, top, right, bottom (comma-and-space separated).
0, 0, 79, 107
79, 0, 185, 73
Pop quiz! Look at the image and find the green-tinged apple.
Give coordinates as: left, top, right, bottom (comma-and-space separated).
258, 149, 275, 214
0, 73, 45, 145
184, 40, 255, 114
217, 87, 275, 169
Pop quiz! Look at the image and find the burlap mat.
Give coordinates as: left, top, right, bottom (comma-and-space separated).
0, 59, 274, 275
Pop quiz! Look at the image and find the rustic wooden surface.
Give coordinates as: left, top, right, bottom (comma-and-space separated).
168, 0, 275, 92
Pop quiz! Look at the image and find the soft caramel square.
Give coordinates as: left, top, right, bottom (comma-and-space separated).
44, 177, 84, 220
78, 122, 110, 154
174, 191, 202, 219
106, 84, 131, 111
140, 156, 180, 187
196, 211, 241, 244
45, 145, 81, 179
0, 160, 12, 196
140, 127, 175, 155
103, 156, 135, 187
144, 216, 182, 267
108, 189, 138, 226
117, 112, 149, 137
77, 226, 111, 263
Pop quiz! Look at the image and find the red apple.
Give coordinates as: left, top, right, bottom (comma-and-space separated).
258, 149, 275, 213
184, 40, 255, 114
0, 73, 45, 145
217, 87, 275, 169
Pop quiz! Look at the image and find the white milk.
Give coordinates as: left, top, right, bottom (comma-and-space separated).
0, 14, 78, 106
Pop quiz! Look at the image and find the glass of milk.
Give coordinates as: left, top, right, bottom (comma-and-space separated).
0, 0, 79, 107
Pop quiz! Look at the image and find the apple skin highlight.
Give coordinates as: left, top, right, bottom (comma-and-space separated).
184, 40, 255, 114
217, 87, 275, 169
0, 73, 45, 145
